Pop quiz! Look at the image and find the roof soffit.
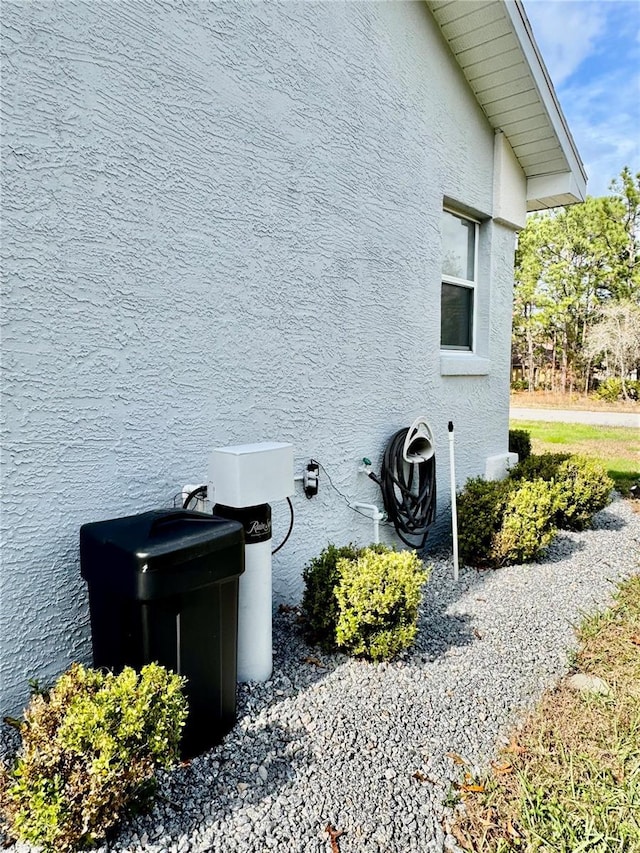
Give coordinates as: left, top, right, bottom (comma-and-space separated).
426, 0, 587, 208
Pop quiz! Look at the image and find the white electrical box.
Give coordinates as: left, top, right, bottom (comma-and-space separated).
209, 442, 294, 508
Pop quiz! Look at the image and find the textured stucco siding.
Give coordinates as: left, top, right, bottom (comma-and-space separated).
1, 1, 518, 714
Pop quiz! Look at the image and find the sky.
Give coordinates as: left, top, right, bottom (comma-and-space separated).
522, 0, 640, 197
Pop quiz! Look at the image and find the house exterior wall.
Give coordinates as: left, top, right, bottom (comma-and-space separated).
1, 1, 520, 714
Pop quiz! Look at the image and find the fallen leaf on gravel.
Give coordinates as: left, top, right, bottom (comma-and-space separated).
413, 770, 437, 784
446, 752, 468, 766
325, 823, 344, 853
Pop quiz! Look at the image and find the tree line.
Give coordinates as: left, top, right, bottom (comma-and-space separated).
512, 167, 640, 399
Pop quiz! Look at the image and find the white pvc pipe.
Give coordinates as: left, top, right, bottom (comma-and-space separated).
448, 423, 459, 582
351, 502, 385, 545
237, 539, 272, 682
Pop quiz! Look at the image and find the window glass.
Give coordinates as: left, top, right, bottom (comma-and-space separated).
442, 211, 475, 281
441, 283, 473, 350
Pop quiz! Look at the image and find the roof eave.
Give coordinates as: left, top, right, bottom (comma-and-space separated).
504, 0, 587, 208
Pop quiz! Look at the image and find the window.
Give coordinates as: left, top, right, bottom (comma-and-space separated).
440, 209, 478, 351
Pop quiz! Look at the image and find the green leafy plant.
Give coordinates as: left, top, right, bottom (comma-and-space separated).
509, 451, 572, 483
554, 455, 613, 530
301, 543, 363, 649
511, 453, 613, 530
457, 477, 512, 568
457, 452, 614, 569
0, 662, 187, 852
491, 479, 560, 565
594, 377, 624, 402
508, 428, 532, 462
301, 544, 428, 660
334, 548, 429, 661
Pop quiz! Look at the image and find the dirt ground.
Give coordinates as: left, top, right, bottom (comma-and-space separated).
510, 390, 639, 413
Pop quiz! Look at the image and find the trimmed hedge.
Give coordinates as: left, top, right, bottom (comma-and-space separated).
491, 479, 560, 565
457, 477, 512, 568
302, 544, 429, 661
458, 453, 613, 568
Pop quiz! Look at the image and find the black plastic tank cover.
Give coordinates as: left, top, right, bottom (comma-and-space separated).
80, 509, 245, 600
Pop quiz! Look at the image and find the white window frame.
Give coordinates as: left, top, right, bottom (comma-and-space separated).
440, 207, 480, 353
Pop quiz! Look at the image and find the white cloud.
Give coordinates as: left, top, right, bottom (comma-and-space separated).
523, 0, 640, 196
558, 69, 640, 195
524, 0, 607, 84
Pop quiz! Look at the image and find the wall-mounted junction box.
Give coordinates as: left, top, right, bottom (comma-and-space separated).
209, 442, 294, 508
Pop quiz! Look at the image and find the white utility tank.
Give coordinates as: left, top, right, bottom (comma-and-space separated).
209, 442, 294, 682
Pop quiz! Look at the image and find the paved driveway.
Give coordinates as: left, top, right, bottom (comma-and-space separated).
510, 407, 640, 429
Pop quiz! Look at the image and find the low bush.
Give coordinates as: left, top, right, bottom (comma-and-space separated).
594, 377, 624, 402
509, 452, 572, 483
334, 548, 429, 661
554, 455, 613, 530
491, 479, 560, 565
457, 452, 614, 569
511, 453, 612, 530
301, 544, 428, 660
508, 428, 532, 462
0, 663, 187, 852
457, 477, 512, 568
301, 543, 366, 649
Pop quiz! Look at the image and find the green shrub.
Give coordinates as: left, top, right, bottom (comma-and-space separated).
491, 479, 560, 566
594, 377, 623, 402
301, 544, 428, 660
334, 549, 429, 661
508, 428, 532, 462
301, 543, 364, 648
554, 456, 613, 530
509, 452, 572, 483
0, 663, 187, 852
457, 451, 615, 569
457, 477, 512, 568
510, 453, 612, 530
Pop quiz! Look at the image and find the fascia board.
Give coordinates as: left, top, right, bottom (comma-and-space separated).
504, 0, 587, 202
527, 171, 585, 210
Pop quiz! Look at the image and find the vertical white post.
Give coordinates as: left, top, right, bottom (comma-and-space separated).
448, 422, 459, 582
237, 539, 273, 682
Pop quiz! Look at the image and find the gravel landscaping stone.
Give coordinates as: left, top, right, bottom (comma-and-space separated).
1, 496, 638, 852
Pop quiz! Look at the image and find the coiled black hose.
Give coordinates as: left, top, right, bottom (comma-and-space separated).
378, 428, 436, 549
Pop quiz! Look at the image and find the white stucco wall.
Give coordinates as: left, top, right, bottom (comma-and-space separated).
1, 1, 519, 714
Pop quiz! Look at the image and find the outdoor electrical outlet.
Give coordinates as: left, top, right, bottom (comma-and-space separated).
303, 461, 319, 499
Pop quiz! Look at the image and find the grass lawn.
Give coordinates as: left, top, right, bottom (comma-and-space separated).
509, 419, 639, 496
452, 575, 640, 852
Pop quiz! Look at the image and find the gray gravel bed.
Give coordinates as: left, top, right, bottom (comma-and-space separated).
3, 497, 639, 853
